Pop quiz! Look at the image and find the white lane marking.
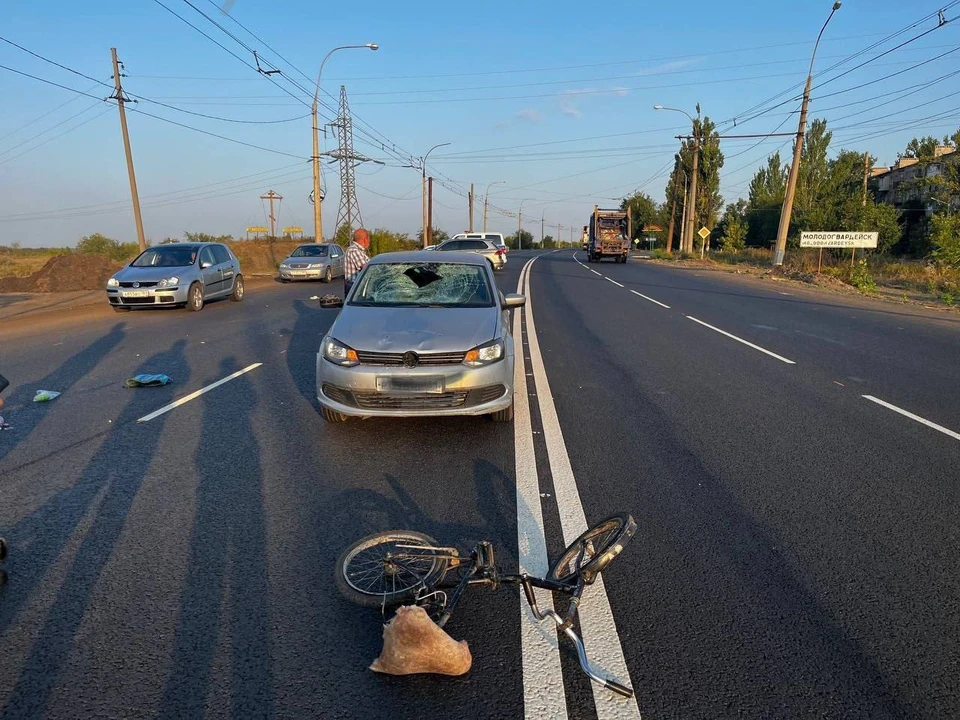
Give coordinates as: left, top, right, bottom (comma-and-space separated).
604, 277, 624, 288
629, 290, 670, 309
524, 267, 642, 719
686, 316, 796, 365
136, 363, 263, 423
514, 258, 568, 719
862, 395, 960, 442
589, 269, 602, 276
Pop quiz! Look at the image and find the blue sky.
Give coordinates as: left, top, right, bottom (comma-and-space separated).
1, 0, 958, 247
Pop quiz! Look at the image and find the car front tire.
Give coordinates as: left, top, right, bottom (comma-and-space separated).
187, 282, 204, 312
231, 274, 244, 302
490, 400, 514, 422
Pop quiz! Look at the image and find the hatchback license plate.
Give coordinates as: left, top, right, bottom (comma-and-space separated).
122, 290, 149, 298
376, 376, 444, 394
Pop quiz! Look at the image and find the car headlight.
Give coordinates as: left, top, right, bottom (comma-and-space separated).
107, 277, 119, 288
323, 337, 360, 367
464, 338, 504, 366
309, 263, 323, 268
280, 263, 289, 269
157, 276, 180, 287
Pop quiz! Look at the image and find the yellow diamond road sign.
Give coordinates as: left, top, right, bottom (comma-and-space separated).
698, 227, 711, 240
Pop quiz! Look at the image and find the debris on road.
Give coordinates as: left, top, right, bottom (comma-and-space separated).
124, 374, 172, 388
0, 416, 11, 430
370, 605, 472, 676
33, 390, 61, 402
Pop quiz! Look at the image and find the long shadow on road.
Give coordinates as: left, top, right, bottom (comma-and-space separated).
0, 323, 127, 464
0, 339, 189, 720
159, 356, 273, 718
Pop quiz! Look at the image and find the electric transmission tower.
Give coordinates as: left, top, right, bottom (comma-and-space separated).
321, 85, 381, 237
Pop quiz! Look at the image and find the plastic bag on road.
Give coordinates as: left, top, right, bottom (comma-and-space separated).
370, 605, 472, 676
124, 374, 172, 388
33, 390, 61, 402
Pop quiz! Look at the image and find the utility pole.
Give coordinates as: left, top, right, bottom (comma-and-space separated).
427, 177, 434, 245
260, 190, 282, 239
110, 48, 146, 252
422, 172, 427, 246
666, 154, 681, 254
557, 223, 562, 247
774, 2, 842, 266
517, 206, 522, 251
482, 196, 488, 232
680, 167, 690, 255
684, 114, 701, 254
541, 212, 545, 247
862, 152, 870, 206
469, 183, 475, 232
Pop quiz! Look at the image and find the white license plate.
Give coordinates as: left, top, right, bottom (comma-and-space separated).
376, 377, 444, 394
291, 271, 308, 277
122, 290, 149, 298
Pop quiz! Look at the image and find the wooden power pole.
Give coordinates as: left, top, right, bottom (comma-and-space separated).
427, 177, 434, 245
110, 48, 146, 252
468, 183, 474, 232
863, 152, 870, 206
260, 190, 283, 238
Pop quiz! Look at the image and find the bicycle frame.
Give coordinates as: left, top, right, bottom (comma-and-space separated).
389, 539, 634, 699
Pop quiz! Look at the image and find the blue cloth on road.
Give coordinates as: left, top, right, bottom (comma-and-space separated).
125, 374, 172, 388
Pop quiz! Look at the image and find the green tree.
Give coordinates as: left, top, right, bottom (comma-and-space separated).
678, 116, 725, 234
416, 227, 450, 245
369, 228, 419, 255
183, 231, 234, 243
620, 192, 659, 241
542, 234, 555, 248
745, 151, 788, 246
505, 230, 534, 249
930, 214, 960, 267
76, 233, 139, 261
717, 200, 748, 252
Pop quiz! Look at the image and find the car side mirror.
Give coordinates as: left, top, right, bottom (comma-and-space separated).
200, 261, 213, 269
502, 293, 526, 309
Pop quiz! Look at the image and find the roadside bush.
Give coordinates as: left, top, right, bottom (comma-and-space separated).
930, 214, 960, 268
76, 233, 139, 262
848, 260, 877, 294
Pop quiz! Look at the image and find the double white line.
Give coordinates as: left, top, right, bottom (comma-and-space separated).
513, 258, 641, 719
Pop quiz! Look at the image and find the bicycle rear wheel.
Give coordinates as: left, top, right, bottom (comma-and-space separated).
335, 531, 450, 608
548, 514, 636, 584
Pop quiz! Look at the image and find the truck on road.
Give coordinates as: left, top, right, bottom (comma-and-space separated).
587, 206, 630, 263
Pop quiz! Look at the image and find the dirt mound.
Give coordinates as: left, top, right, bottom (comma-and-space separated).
0, 253, 122, 293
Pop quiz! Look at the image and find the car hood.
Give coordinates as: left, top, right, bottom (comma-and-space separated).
114, 266, 195, 281
332, 306, 498, 353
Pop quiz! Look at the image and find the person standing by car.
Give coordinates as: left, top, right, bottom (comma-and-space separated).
343, 228, 371, 296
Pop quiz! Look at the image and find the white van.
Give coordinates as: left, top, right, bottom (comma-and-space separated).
453, 232, 508, 253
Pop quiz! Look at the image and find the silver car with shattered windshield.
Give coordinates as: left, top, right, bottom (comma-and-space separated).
315, 252, 525, 422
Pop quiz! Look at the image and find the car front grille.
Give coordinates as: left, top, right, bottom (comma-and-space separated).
119, 281, 158, 288
355, 350, 466, 366
289, 263, 313, 269
322, 383, 506, 411
120, 296, 157, 304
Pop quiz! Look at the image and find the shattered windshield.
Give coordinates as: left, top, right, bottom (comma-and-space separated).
350, 262, 494, 308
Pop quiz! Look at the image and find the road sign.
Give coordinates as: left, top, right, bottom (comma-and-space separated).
309, 188, 325, 205
698, 227, 711, 240
800, 231, 878, 248
246, 226, 268, 233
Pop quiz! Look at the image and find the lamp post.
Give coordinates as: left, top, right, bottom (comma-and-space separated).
518, 198, 531, 250
312, 43, 378, 242
483, 180, 505, 232
420, 142, 450, 247
654, 103, 700, 253
773, 1, 842, 266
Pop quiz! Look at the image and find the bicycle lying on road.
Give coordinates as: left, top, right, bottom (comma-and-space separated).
336, 513, 637, 698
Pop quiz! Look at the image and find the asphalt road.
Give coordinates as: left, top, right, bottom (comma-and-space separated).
1, 252, 958, 719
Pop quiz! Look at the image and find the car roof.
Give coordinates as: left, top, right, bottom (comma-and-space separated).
153, 243, 207, 251
368, 250, 488, 265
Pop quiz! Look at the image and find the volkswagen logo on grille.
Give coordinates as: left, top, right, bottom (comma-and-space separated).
132, 282, 140, 288
402, 351, 419, 368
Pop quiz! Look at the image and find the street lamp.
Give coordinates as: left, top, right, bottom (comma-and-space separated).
483, 180, 505, 232
773, 1, 842, 266
654, 103, 701, 254
421, 142, 450, 247
312, 43, 378, 242
518, 198, 532, 250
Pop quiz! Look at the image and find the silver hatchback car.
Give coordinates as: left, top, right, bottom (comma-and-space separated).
315, 252, 525, 422
106, 243, 243, 312
278, 243, 345, 282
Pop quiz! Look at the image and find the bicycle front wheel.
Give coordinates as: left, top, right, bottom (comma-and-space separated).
548, 514, 636, 584
335, 531, 450, 608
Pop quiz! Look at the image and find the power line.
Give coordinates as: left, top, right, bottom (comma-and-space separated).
0, 107, 112, 167
0, 63, 108, 102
